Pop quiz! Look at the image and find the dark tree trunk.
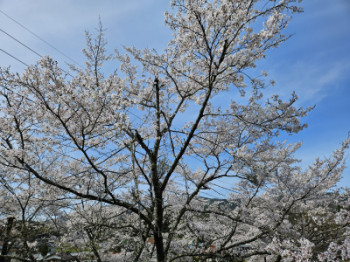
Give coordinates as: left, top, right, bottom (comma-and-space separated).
85, 228, 102, 262
151, 159, 166, 262
0, 217, 15, 262
154, 189, 165, 262
275, 255, 282, 262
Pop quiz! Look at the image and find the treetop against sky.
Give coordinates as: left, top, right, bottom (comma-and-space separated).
0, 1, 350, 261
0, 0, 349, 187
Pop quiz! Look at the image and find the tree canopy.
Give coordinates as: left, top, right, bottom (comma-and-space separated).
0, 0, 349, 261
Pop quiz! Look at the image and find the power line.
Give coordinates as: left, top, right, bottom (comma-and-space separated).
0, 48, 29, 66
0, 27, 75, 77
0, 28, 42, 58
0, 9, 82, 67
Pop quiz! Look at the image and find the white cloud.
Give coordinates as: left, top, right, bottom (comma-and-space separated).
275, 60, 350, 104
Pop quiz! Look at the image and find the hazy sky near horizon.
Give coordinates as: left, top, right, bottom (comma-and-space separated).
0, 0, 349, 190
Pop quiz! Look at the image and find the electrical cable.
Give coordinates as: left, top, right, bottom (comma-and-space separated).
0, 28, 42, 58
0, 48, 29, 66
0, 24, 76, 78
0, 9, 82, 67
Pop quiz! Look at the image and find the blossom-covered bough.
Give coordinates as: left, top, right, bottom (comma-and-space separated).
0, 0, 349, 261
0, 155, 63, 261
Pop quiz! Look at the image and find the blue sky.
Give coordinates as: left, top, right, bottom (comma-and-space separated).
0, 0, 349, 188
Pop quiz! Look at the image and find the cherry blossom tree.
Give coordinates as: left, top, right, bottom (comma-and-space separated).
264, 190, 350, 261
0, 171, 58, 261
0, 0, 349, 261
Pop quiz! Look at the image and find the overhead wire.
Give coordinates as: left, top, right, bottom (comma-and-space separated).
0, 49, 36, 104
0, 48, 29, 67
0, 10, 82, 106
0, 28, 42, 58
0, 9, 82, 68
0, 16, 79, 79
0, 27, 73, 102
0, 31, 75, 78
